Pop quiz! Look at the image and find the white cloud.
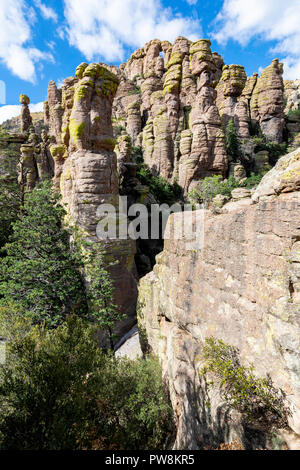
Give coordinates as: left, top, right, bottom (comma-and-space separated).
186, 0, 198, 4
0, 0, 54, 82
213, 0, 300, 79
33, 0, 58, 22
0, 102, 44, 124
63, 0, 202, 62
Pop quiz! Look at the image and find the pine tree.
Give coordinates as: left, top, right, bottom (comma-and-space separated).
0, 181, 87, 327
84, 245, 124, 349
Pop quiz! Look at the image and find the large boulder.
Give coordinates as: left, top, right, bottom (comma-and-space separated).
252, 147, 300, 202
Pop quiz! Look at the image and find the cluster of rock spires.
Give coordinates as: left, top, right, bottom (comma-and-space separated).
112, 38, 299, 194
6, 35, 300, 449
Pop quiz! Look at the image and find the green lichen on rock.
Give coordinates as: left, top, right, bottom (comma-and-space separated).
75, 62, 88, 79
100, 136, 117, 150
167, 52, 183, 68
49, 144, 67, 159
61, 126, 70, 146
163, 64, 182, 94
117, 134, 131, 143
189, 39, 212, 64
69, 119, 85, 145
19, 94, 30, 105
74, 85, 89, 103
82, 63, 101, 79
96, 67, 120, 98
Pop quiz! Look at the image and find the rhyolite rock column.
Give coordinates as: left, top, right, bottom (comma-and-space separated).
19, 94, 32, 134
178, 39, 228, 193
216, 64, 249, 138
250, 59, 285, 143
51, 63, 138, 337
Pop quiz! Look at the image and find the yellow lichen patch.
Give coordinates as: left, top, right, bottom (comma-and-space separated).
49, 144, 67, 159
75, 62, 88, 79
82, 63, 101, 78
167, 52, 183, 68
61, 127, 70, 147
19, 94, 30, 105
69, 119, 85, 146
190, 39, 211, 55
281, 166, 300, 181
95, 67, 119, 97
163, 64, 182, 94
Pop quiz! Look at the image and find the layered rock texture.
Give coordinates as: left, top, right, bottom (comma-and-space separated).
45, 63, 137, 335
138, 148, 300, 450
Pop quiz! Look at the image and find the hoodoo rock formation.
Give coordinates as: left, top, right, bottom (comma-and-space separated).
250, 59, 285, 143
115, 38, 229, 193
19, 94, 32, 134
46, 63, 137, 335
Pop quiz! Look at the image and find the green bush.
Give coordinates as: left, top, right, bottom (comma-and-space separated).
128, 86, 141, 96
252, 137, 288, 167
188, 175, 240, 207
113, 125, 126, 138
0, 316, 173, 450
0, 181, 122, 338
287, 108, 300, 121
200, 337, 288, 427
241, 172, 265, 189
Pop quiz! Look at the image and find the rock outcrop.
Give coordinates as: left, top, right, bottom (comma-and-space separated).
138, 149, 300, 450
284, 80, 300, 113
252, 147, 300, 202
178, 40, 227, 192
112, 38, 293, 193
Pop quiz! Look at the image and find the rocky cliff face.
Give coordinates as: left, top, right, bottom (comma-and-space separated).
138, 149, 300, 450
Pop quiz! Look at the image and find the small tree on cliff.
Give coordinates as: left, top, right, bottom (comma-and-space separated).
82, 242, 125, 349
0, 181, 87, 327
225, 118, 240, 163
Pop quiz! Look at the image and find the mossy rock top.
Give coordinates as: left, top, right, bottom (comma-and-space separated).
190, 39, 212, 55
118, 134, 131, 143
75, 63, 88, 79
19, 94, 30, 105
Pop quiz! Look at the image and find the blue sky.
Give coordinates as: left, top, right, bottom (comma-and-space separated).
0, 0, 300, 123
